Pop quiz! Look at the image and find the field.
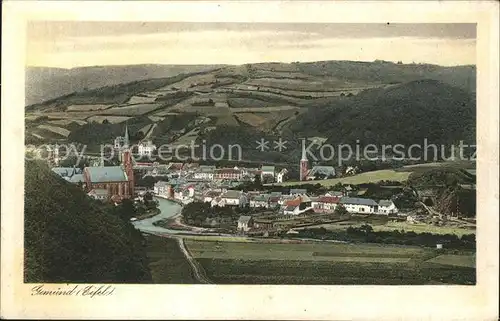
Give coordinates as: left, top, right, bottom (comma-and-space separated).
47, 119, 87, 126
314, 218, 476, 236
145, 235, 197, 283
397, 161, 476, 173
103, 103, 163, 116
65, 104, 112, 111
186, 240, 475, 284
37, 124, 71, 137
86, 115, 131, 124
279, 169, 412, 186
426, 254, 475, 268
372, 221, 476, 236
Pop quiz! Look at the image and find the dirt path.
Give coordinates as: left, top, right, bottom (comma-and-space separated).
176, 238, 212, 284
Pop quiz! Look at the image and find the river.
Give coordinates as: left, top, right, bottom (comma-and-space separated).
132, 197, 183, 234
132, 197, 231, 237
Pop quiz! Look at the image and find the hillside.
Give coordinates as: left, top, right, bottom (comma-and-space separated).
25, 60, 476, 159
24, 160, 152, 283
291, 79, 476, 148
26, 64, 222, 106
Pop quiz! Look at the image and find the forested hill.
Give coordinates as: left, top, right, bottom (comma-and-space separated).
24, 160, 152, 283
291, 79, 476, 147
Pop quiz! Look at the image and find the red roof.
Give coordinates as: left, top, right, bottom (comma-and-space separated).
169, 163, 184, 170
317, 196, 341, 204
285, 197, 301, 207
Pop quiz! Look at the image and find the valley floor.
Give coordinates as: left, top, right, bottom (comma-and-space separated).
145, 234, 475, 285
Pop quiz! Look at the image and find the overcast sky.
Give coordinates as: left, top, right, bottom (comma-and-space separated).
27, 22, 476, 68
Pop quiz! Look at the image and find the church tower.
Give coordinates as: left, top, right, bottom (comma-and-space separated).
122, 148, 135, 198
123, 123, 130, 149
121, 123, 134, 197
299, 144, 309, 181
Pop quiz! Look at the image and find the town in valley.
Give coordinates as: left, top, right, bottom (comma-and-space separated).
24, 22, 477, 285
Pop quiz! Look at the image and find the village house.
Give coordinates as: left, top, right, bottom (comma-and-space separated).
52, 166, 85, 184
260, 165, 276, 181
306, 165, 336, 180
153, 181, 170, 196
203, 190, 222, 203
340, 197, 379, 214
325, 191, 344, 197
250, 194, 271, 208
276, 168, 288, 183
283, 195, 313, 215
137, 140, 156, 158
193, 165, 216, 180
378, 200, 399, 215
87, 188, 109, 201
168, 162, 185, 173
242, 168, 261, 181
210, 196, 225, 207
237, 216, 253, 232
312, 196, 341, 213
215, 190, 246, 207
214, 168, 244, 181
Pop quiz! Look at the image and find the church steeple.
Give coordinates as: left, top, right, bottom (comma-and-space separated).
301, 144, 308, 161
300, 142, 309, 181
124, 123, 130, 148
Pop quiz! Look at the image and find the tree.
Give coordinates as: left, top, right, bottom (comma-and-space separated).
102, 118, 109, 124
253, 174, 263, 189
118, 198, 136, 221
334, 204, 349, 216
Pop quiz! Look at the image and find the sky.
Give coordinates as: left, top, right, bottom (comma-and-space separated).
26, 22, 476, 68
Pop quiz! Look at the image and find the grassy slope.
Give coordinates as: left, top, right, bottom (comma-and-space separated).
145, 235, 197, 284
24, 160, 152, 283
279, 169, 412, 186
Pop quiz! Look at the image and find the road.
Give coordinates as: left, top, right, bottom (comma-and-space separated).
176, 238, 212, 284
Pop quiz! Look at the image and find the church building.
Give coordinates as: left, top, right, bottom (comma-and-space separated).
83, 125, 135, 202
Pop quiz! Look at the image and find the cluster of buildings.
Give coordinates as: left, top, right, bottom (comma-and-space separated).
51, 126, 136, 203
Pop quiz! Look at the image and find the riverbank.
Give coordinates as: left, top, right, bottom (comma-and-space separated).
135, 208, 161, 221
152, 195, 213, 232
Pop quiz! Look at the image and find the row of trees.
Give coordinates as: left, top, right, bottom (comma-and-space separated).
291, 225, 475, 250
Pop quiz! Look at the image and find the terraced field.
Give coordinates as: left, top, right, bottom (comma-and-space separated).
66, 104, 112, 111
103, 103, 163, 116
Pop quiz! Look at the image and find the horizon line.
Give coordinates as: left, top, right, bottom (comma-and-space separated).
26, 59, 477, 70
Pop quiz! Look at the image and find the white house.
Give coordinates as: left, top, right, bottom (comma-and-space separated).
210, 197, 226, 207
193, 165, 216, 180
378, 200, 399, 215
138, 140, 156, 157
250, 194, 271, 208
260, 165, 276, 181
283, 195, 313, 215
339, 197, 379, 214
276, 168, 288, 183
203, 190, 221, 203
220, 190, 244, 206
237, 216, 253, 232
153, 181, 169, 196
312, 196, 341, 213
306, 166, 336, 180
88, 188, 108, 201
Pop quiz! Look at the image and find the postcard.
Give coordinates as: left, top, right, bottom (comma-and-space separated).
1, 1, 498, 320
